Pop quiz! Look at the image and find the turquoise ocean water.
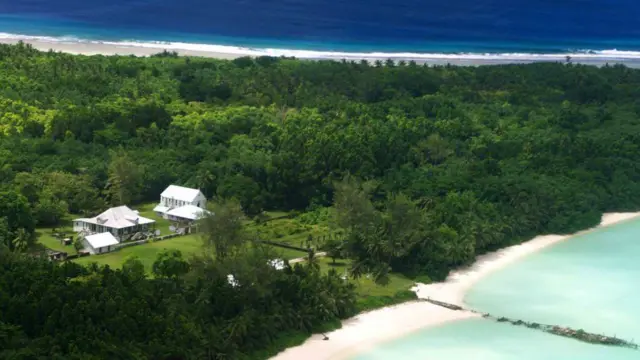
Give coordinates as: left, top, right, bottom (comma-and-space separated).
354, 218, 640, 359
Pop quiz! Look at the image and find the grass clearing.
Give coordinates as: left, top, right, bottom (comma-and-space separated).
245, 216, 332, 248
37, 229, 77, 255
315, 257, 416, 298
35, 213, 78, 254
35, 203, 172, 254
73, 234, 204, 271
262, 210, 291, 219
135, 202, 172, 235
57, 207, 415, 307
44, 208, 314, 271
72, 234, 308, 272
275, 247, 308, 260
313, 257, 418, 312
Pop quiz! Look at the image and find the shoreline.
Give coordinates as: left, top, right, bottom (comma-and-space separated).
4, 37, 640, 67
271, 212, 640, 360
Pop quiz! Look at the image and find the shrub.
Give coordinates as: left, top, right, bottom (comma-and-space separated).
356, 290, 418, 312
414, 274, 432, 284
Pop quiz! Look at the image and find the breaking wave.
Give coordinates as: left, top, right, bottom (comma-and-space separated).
2, 32, 640, 61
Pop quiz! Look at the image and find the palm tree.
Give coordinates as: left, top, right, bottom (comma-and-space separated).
195, 169, 216, 193
11, 229, 29, 252
306, 248, 319, 270
325, 239, 343, 265
225, 312, 251, 344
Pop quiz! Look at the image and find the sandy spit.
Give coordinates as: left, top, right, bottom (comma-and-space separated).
272, 212, 640, 360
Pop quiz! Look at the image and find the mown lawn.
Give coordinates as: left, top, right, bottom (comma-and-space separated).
37, 229, 78, 255
72, 234, 308, 272
35, 213, 78, 255
43, 208, 311, 271
73, 234, 204, 271
315, 257, 416, 298
276, 247, 308, 260
134, 202, 172, 235
35, 204, 172, 254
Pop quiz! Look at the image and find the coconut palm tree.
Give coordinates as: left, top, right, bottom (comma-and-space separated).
11, 229, 29, 252
306, 248, 320, 270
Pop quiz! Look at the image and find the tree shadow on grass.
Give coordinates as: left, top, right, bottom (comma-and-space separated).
327, 261, 347, 267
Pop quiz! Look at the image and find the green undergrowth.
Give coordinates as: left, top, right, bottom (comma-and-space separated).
356, 290, 418, 313
246, 319, 342, 360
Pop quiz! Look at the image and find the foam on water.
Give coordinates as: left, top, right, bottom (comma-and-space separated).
3, 31, 640, 62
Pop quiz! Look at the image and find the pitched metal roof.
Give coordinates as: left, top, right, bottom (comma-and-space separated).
160, 185, 203, 203
166, 204, 210, 221
153, 204, 170, 213
85, 232, 119, 249
75, 206, 155, 229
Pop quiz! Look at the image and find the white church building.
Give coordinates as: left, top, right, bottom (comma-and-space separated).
154, 185, 208, 223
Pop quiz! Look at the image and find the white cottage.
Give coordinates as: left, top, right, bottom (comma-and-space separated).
83, 232, 119, 254
153, 185, 207, 217
73, 206, 156, 241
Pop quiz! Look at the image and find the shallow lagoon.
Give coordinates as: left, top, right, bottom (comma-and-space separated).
354, 218, 640, 359
351, 319, 638, 360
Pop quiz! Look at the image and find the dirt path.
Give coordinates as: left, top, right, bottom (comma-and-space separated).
289, 251, 327, 264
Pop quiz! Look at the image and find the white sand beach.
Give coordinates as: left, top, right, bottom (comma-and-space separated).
0, 38, 240, 59
3, 36, 640, 67
272, 212, 640, 360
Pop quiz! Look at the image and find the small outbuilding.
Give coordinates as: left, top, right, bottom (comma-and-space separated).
83, 232, 119, 254
47, 251, 68, 262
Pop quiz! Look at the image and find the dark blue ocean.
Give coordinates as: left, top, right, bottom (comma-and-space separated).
1, 0, 640, 55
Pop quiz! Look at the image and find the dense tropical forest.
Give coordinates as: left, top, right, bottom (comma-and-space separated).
2, 42, 640, 358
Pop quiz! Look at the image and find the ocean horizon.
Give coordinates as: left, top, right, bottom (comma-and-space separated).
2, 0, 640, 60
